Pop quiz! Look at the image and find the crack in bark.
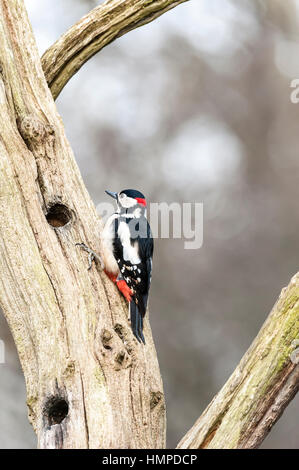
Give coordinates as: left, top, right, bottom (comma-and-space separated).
80, 371, 90, 448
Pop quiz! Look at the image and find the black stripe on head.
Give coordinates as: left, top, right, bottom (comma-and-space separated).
120, 189, 145, 199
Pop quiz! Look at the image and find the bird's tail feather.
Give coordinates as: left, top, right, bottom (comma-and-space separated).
130, 301, 145, 344
137, 293, 148, 318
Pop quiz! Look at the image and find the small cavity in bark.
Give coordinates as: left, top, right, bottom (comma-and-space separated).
115, 350, 126, 365
46, 204, 72, 228
101, 329, 113, 350
150, 391, 163, 410
44, 397, 69, 426
114, 323, 125, 340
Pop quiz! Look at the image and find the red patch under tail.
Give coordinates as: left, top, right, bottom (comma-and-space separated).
116, 280, 133, 302
104, 270, 133, 302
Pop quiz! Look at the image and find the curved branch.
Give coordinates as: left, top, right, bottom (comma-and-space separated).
41, 0, 189, 100
177, 272, 299, 449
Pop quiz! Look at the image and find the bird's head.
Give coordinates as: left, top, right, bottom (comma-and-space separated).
105, 189, 147, 217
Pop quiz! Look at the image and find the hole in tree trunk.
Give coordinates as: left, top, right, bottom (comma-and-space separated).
45, 397, 69, 425
46, 204, 72, 228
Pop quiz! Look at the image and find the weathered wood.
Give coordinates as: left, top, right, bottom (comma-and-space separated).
177, 272, 299, 449
0, 0, 165, 449
41, 0, 189, 100
1, 0, 298, 451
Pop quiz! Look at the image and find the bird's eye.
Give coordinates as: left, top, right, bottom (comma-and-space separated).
119, 193, 125, 199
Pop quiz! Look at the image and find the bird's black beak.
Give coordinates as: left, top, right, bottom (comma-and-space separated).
105, 190, 118, 200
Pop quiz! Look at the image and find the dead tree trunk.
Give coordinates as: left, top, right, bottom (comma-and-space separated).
0, 0, 298, 450
0, 0, 183, 449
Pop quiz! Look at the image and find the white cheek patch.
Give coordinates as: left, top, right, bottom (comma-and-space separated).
118, 221, 141, 264
121, 196, 137, 209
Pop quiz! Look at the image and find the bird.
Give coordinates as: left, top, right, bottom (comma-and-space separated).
77, 189, 153, 344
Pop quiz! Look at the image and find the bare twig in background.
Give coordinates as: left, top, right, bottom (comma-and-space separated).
177, 272, 299, 449
41, 0, 189, 100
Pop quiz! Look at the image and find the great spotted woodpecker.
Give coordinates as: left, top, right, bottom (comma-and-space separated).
77, 189, 153, 344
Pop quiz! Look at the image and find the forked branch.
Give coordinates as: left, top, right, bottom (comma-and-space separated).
41, 0, 189, 100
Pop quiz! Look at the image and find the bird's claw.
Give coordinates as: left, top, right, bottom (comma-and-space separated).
87, 252, 95, 270
76, 243, 104, 270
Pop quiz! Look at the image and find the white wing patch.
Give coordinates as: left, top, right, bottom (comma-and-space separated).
118, 221, 141, 265
100, 213, 119, 274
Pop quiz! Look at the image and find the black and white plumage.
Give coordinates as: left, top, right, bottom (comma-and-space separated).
101, 189, 153, 344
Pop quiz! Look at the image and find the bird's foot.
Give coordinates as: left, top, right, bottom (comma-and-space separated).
104, 271, 133, 302
116, 279, 133, 303
76, 243, 104, 270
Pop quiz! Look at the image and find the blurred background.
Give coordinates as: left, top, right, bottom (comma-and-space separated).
0, 0, 299, 448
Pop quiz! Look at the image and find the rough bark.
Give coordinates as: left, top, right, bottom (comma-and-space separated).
177, 272, 299, 449
0, 0, 165, 449
41, 0, 189, 100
